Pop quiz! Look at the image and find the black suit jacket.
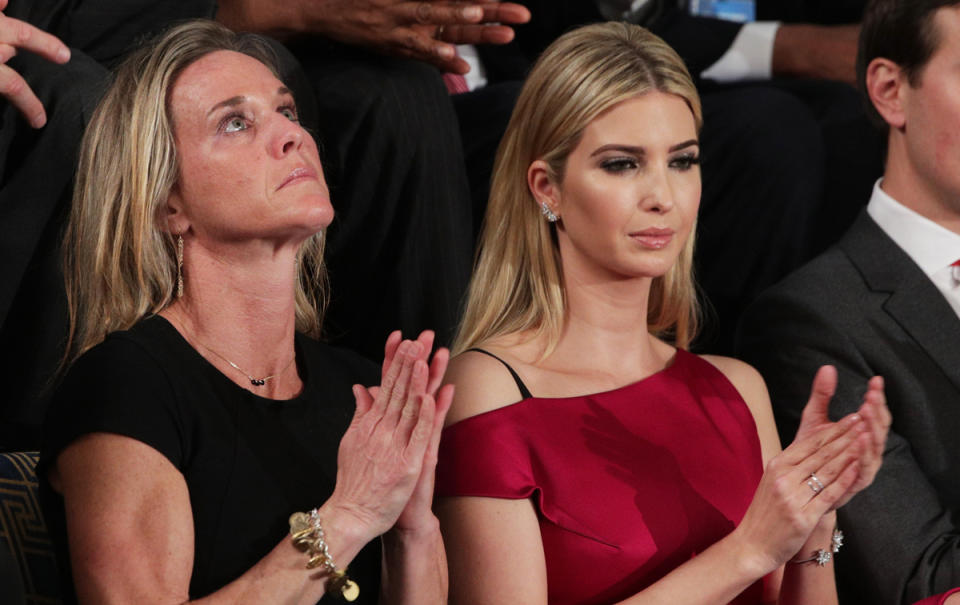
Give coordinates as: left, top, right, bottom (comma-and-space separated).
736, 210, 960, 604
479, 0, 741, 84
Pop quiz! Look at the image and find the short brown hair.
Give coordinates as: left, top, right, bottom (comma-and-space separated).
857, 0, 960, 129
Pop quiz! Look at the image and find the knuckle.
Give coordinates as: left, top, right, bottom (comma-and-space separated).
0, 72, 24, 96
15, 20, 30, 44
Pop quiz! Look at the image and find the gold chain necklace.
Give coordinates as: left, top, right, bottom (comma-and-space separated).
198, 342, 297, 387
170, 314, 296, 387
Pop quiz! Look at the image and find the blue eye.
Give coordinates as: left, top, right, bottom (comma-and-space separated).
223, 115, 248, 133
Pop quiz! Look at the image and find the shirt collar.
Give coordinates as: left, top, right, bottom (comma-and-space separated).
866, 178, 960, 278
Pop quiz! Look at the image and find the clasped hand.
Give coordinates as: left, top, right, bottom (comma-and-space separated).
0, 0, 71, 127
735, 366, 889, 574
327, 330, 454, 541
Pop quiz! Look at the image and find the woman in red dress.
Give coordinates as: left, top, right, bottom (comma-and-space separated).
435, 22, 890, 605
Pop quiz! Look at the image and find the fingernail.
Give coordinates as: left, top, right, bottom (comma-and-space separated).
57, 47, 70, 62
463, 6, 482, 19
846, 414, 861, 424
438, 45, 455, 59
31, 111, 46, 128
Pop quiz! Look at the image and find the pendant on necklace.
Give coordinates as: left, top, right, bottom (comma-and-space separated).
251, 378, 266, 386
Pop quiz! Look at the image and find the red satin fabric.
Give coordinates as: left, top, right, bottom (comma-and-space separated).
437, 349, 766, 604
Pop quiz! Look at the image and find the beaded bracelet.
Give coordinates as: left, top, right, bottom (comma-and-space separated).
289, 509, 360, 601
790, 527, 845, 567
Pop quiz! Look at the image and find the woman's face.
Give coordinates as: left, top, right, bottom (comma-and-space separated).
540, 91, 700, 283
167, 50, 332, 247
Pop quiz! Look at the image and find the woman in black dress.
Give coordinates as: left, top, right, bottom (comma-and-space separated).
40, 20, 450, 604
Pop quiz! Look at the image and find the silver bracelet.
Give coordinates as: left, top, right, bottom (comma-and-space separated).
789, 527, 844, 566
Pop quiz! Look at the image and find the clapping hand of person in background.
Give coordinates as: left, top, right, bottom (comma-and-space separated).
0, 0, 71, 127
217, 0, 531, 74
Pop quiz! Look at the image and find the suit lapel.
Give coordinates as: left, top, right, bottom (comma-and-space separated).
842, 212, 960, 393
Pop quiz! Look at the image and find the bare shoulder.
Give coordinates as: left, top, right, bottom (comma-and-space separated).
700, 354, 782, 459
700, 354, 769, 405
444, 346, 530, 426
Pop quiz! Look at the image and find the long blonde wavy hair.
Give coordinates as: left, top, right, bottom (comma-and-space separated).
62, 20, 328, 367
454, 22, 703, 356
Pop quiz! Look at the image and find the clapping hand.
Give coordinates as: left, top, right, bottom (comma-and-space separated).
792, 366, 889, 509
326, 333, 452, 540
0, 0, 71, 127
369, 330, 454, 534
731, 366, 888, 574
299, 0, 531, 74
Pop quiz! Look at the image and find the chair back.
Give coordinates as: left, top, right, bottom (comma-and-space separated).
0, 451, 60, 604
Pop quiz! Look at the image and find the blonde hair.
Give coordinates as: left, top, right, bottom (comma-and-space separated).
62, 20, 327, 367
454, 22, 702, 356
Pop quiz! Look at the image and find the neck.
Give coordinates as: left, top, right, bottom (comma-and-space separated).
883, 134, 960, 235
550, 258, 664, 375
162, 238, 301, 397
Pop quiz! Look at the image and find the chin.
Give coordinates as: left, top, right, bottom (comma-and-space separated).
298, 197, 335, 232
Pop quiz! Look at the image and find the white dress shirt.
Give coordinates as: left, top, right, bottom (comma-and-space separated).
867, 179, 960, 319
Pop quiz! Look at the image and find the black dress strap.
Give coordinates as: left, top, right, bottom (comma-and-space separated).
465, 348, 533, 400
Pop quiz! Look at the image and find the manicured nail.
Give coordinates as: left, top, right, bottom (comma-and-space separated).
462, 6, 482, 19
846, 414, 861, 424
31, 111, 46, 128
57, 47, 70, 62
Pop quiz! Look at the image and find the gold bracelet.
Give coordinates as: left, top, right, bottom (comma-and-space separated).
289, 510, 360, 601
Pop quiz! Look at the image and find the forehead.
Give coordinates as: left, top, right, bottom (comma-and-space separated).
923, 6, 960, 66
170, 50, 283, 118
581, 92, 697, 144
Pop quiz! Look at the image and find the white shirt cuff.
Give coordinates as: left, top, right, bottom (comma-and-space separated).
700, 21, 780, 82
457, 44, 487, 91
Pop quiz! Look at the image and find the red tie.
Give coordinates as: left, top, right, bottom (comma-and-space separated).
443, 72, 469, 95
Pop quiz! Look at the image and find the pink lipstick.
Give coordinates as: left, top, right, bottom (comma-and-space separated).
630, 227, 674, 249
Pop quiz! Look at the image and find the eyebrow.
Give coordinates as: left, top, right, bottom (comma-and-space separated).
207, 86, 294, 116
589, 139, 700, 156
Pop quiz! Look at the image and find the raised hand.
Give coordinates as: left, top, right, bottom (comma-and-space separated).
326, 340, 439, 539
393, 381, 453, 533
222, 0, 532, 74
368, 330, 453, 532
793, 366, 889, 509
0, 0, 71, 127
732, 409, 867, 575
379, 329, 449, 397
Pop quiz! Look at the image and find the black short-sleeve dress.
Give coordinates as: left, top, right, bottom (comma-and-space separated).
39, 316, 381, 603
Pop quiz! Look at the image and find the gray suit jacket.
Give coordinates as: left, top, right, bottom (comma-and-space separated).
736, 210, 960, 604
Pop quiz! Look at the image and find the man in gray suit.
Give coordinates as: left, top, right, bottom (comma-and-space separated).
737, 1, 960, 603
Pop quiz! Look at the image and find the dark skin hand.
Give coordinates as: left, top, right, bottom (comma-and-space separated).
217, 0, 531, 74
773, 23, 860, 85
0, 0, 71, 127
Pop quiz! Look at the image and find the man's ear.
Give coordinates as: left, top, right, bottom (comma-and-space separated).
528, 159, 561, 219
162, 185, 190, 235
867, 57, 907, 130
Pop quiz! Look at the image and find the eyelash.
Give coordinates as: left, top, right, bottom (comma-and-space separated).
670, 153, 700, 171
600, 157, 639, 173
599, 153, 701, 173
218, 104, 300, 133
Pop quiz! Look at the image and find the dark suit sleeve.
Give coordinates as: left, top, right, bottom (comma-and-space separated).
649, 12, 743, 78
507, 0, 742, 79
9, 0, 217, 65
737, 287, 960, 605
